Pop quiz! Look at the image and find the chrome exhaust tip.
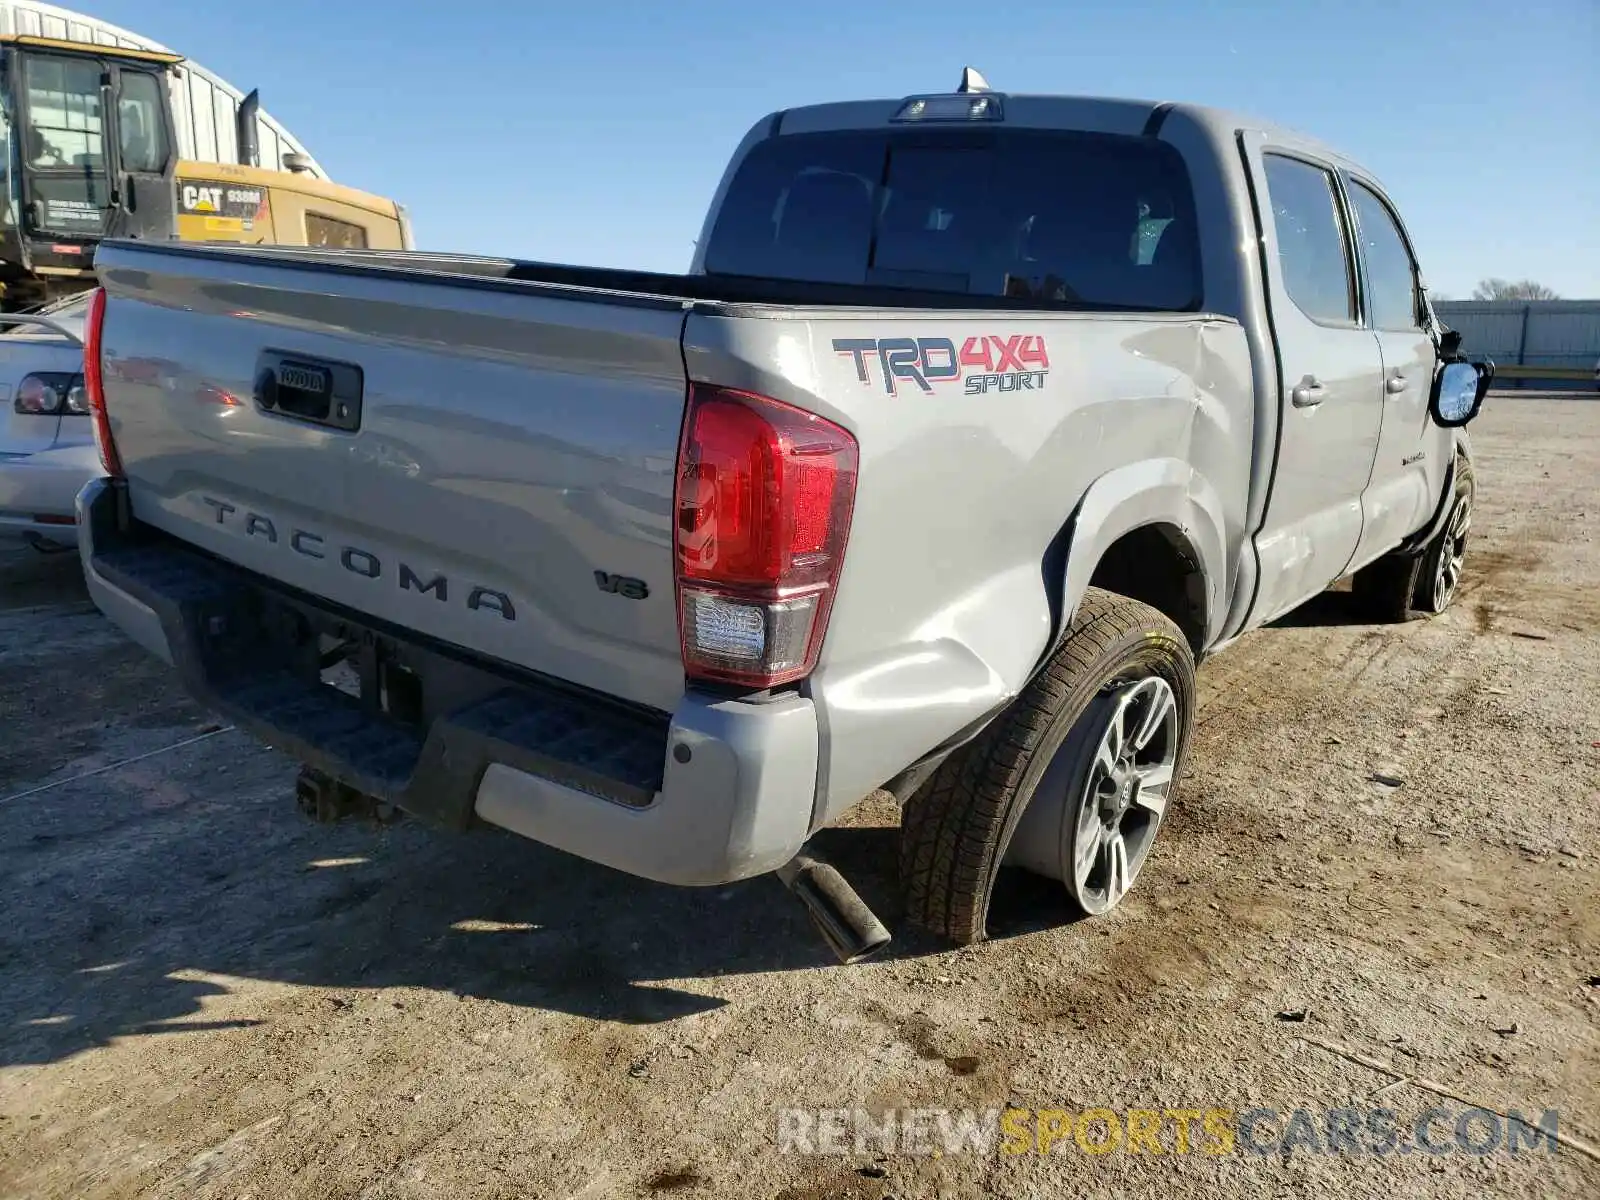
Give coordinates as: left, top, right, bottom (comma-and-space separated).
776, 850, 892, 964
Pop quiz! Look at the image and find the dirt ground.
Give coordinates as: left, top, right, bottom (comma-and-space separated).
1, 395, 1596, 1200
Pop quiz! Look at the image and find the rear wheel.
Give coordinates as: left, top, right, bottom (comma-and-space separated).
897, 588, 1195, 945
1009, 673, 1181, 916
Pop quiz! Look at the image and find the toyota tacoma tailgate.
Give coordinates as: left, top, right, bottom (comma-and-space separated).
95, 244, 691, 713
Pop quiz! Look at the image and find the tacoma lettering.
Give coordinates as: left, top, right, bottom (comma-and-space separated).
400, 564, 448, 601
197, 495, 515, 621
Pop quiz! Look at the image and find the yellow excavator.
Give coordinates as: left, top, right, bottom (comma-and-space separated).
172, 85, 409, 253
172, 158, 410, 252
0, 34, 410, 310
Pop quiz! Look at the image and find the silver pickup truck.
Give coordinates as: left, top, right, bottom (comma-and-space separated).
76, 75, 1491, 960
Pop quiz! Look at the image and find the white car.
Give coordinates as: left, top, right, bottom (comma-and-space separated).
0, 293, 99, 551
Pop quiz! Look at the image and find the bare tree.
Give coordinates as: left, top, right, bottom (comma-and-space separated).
1472, 278, 1560, 301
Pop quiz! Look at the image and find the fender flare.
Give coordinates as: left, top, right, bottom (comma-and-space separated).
1045, 457, 1230, 665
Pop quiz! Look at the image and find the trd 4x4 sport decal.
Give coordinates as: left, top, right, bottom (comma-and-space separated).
832, 335, 1050, 396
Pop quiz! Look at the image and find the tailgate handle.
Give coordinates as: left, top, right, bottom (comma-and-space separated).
254, 350, 364, 432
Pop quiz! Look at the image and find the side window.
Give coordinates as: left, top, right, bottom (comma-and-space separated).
1349, 182, 1421, 331
117, 72, 170, 173
1263, 155, 1354, 324
24, 55, 103, 168
189, 75, 217, 162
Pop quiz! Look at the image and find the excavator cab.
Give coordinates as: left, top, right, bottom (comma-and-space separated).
0, 36, 179, 310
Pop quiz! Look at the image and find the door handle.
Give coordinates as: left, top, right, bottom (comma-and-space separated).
1290, 378, 1326, 408
1385, 374, 1408, 394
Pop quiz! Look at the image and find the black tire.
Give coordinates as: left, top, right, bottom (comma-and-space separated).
1352, 457, 1474, 622
1350, 554, 1425, 623
897, 587, 1196, 946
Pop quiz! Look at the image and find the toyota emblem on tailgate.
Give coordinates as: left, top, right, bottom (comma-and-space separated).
277, 362, 330, 394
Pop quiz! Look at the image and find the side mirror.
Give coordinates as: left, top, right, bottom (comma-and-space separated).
1430, 358, 1493, 428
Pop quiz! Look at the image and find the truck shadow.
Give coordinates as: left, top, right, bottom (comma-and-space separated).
1265, 586, 1372, 629
0, 541, 90, 612
0, 542, 1086, 1069
4, 764, 1079, 1067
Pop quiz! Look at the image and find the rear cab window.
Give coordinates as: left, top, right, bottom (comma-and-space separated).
703, 128, 1202, 311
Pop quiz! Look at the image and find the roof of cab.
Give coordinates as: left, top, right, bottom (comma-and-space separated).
769, 90, 1370, 177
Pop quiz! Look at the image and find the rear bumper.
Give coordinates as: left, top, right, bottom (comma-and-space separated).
76, 477, 818, 886
0, 441, 98, 545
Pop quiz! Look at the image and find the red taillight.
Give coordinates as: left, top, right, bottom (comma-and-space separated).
82, 286, 121, 477
14, 375, 62, 415
674, 384, 858, 688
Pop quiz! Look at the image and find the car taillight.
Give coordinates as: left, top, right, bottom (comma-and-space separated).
14, 375, 63, 415
82, 286, 121, 476
674, 384, 857, 688
65, 378, 89, 414
11, 373, 86, 416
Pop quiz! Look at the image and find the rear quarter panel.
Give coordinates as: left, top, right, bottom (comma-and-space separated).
684, 308, 1254, 825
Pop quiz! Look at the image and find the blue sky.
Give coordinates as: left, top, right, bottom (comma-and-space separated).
96, 0, 1598, 298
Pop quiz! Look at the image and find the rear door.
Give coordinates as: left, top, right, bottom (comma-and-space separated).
1343, 175, 1444, 566
1244, 141, 1385, 624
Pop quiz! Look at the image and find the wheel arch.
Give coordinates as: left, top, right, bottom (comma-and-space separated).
1045, 458, 1228, 662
